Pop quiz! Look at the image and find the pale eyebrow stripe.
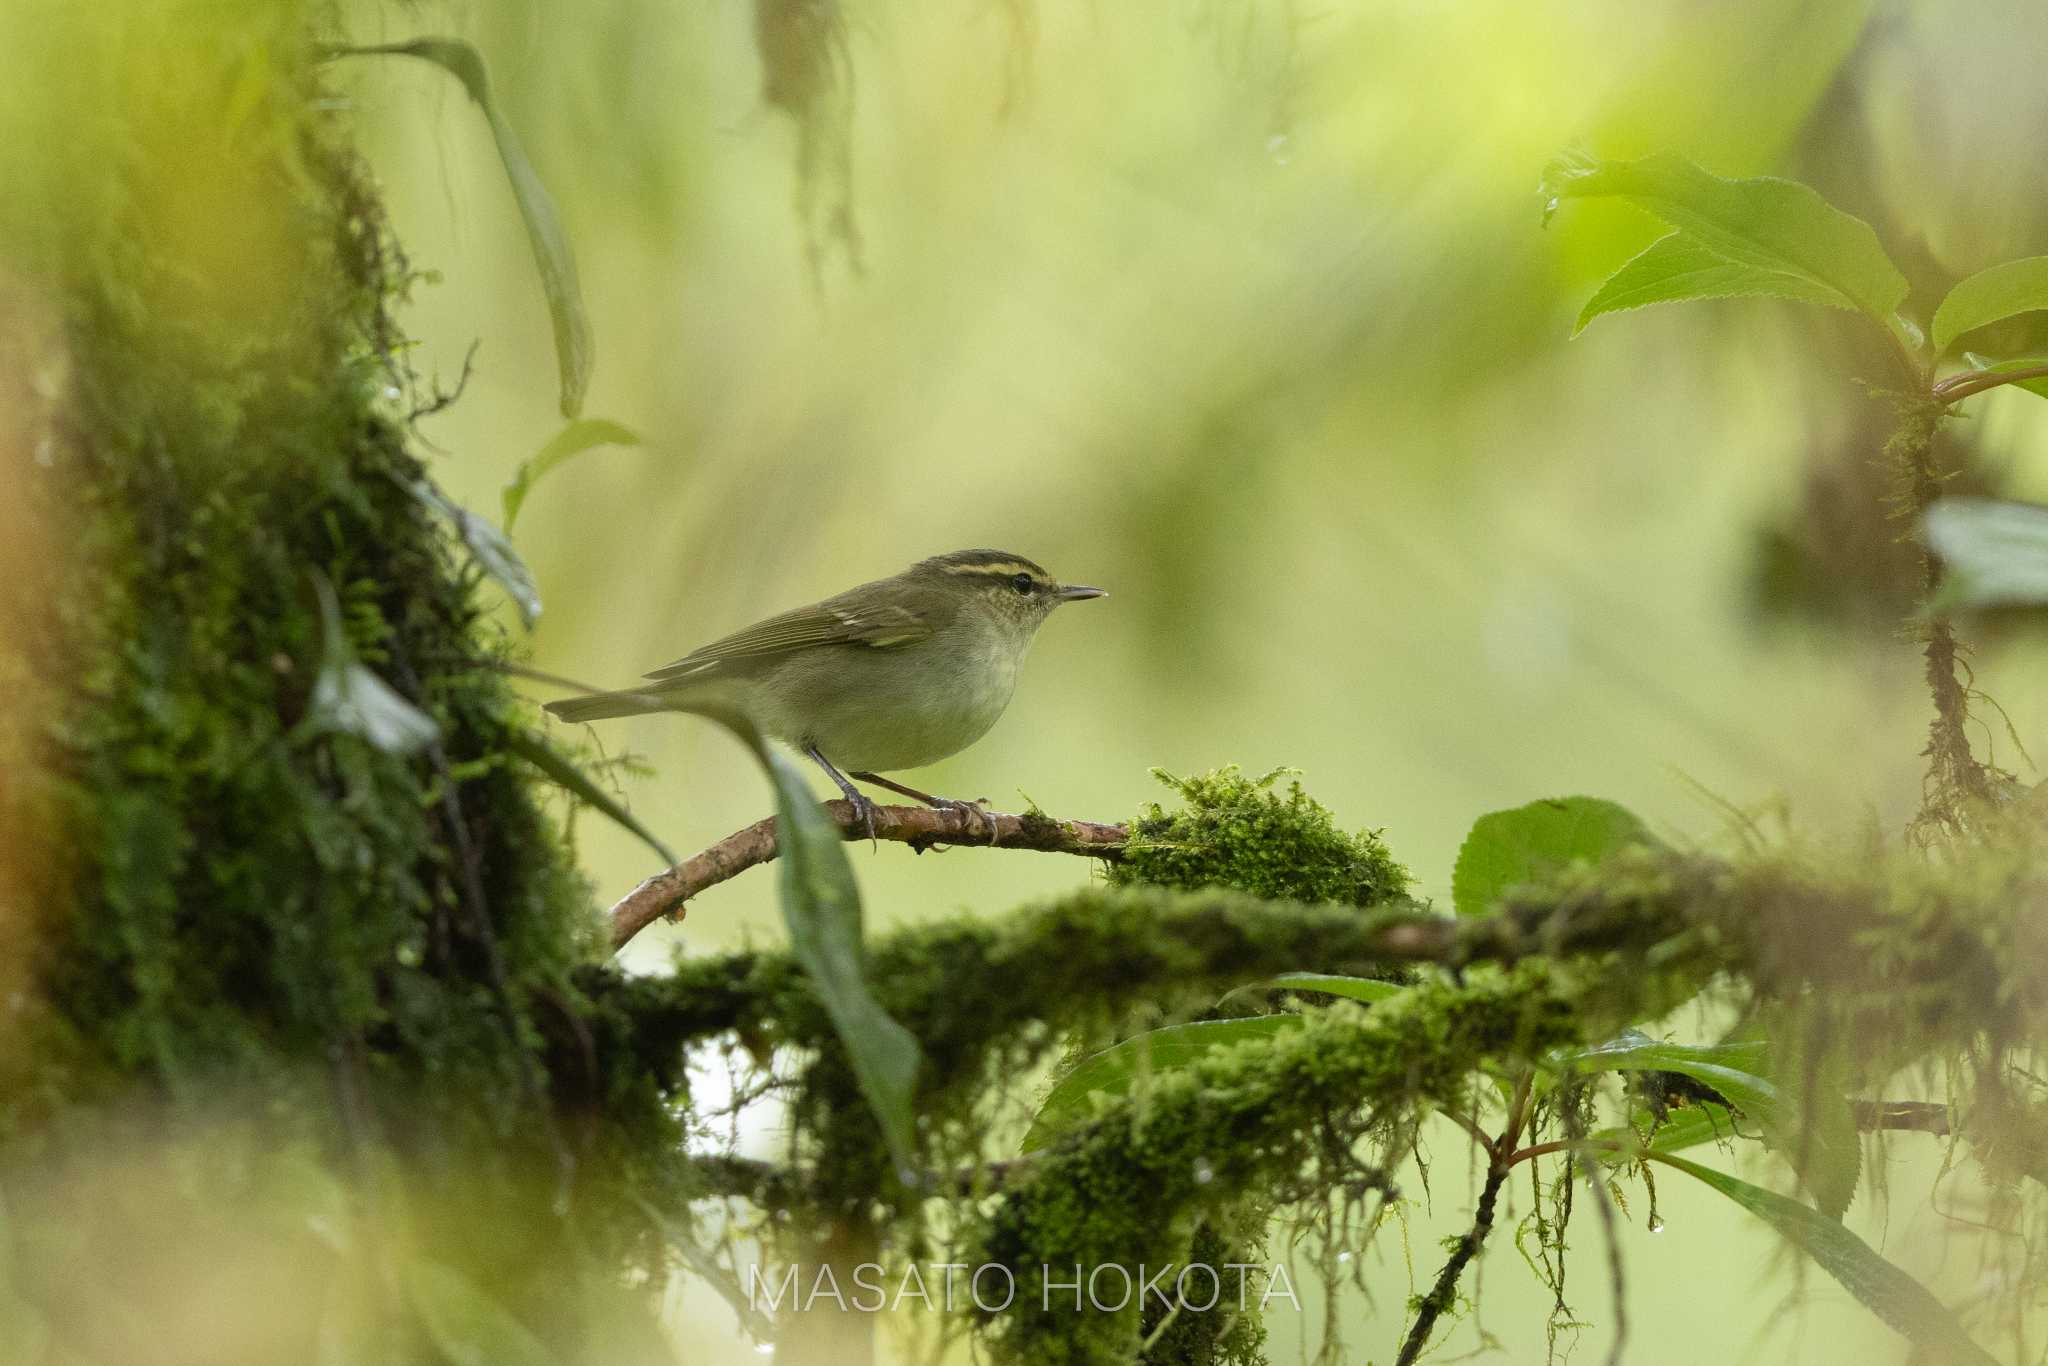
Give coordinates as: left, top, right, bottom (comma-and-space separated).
940, 560, 1045, 579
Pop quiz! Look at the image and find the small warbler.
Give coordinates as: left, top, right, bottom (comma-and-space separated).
544, 549, 1106, 834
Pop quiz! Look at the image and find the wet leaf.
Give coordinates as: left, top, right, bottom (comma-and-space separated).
411, 480, 542, 627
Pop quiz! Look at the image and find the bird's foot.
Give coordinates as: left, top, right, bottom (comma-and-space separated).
932, 795, 999, 846
850, 792, 879, 848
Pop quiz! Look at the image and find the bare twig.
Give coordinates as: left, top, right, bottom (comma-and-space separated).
607, 801, 1129, 950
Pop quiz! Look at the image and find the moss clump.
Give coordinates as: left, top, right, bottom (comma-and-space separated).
1110, 768, 1408, 908
973, 965, 1582, 1364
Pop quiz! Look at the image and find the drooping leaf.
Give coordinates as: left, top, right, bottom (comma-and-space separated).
1024, 1016, 1304, 1154
410, 480, 543, 627
725, 724, 922, 1181
506, 732, 678, 868
1568, 1034, 1859, 1218
1542, 152, 1909, 330
1451, 796, 1655, 917
1924, 498, 2048, 610
1591, 1100, 1744, 1163
404, 1259, 558, 1366
1961, 351, 2048, 401
1574, 232, 1850, 336
502, 419, 641, 534
1650, 1153, 1996, 1366
306, 573, 439, 756
332, 38, 591, 417
1933, 256, 2048, 355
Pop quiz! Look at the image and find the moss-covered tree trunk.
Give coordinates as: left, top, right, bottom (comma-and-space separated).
0, 6, 677, 1362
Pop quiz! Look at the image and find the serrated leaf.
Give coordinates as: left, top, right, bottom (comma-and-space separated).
307, 573, 439, 756
334, 38, 591, 417
1924, 498, 2048, 610
411, 480, 542, 627
1575, 232, 1850, 335
1451, 797, 1654, 917
1542, 152, 1908, 326
1024, 1016, 1304, 1154
1933, 256, 2048, 355
1651, 1153, 1996, 1366
507, 732, 678, 868
1568, 1035, 1859, 1218
502, 419, 641, 534
404, 1259, 558, 1366
719, 722, 922, 1181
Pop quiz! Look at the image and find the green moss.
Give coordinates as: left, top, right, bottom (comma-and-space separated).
972, 966, 1581, 1364
1110, 768, 1409, 908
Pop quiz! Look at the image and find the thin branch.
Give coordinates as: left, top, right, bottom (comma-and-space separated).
1931, 362, 2048, 404
607, 801, 1128, 950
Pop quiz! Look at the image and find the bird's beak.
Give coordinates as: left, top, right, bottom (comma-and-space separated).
1056, 583, 1107, 602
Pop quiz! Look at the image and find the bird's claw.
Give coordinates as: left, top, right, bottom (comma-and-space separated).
935, 796, 999, 846
853, 793, 878, 849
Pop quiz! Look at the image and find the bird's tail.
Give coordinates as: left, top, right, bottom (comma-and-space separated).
543, 687, 671, 724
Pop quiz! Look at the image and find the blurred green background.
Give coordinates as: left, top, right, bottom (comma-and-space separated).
332, 0, 2048, 1359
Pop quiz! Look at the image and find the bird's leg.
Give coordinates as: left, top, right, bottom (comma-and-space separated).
806, 746, 877, 847
850, 771, 998, 846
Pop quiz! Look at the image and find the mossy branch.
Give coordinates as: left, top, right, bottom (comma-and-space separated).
607, 801, 1130, 949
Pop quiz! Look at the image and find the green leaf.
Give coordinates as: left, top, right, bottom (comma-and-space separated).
1574, 232, 1850, 336
506, 732, 678, 868
1542, 152, 1909, 327
1933, 256, 2048, 355
1024, 1016, 1303, 1153
404, 1259, 558, 1366
1568, 1034, 1859, 1218
1217, 972, 1404, 1010
1592, 1100, 1743, 1162
411, 480, 542, 627
1451, 796, 1654, 917
1961, 351, 2048, 401
306, 573, 439, 756
1924, 498, 2048, 610
502, 419, 641, 534
723, 724, 923, 1181
1650, 1153, 1996, 1366
335, 39, 591, 417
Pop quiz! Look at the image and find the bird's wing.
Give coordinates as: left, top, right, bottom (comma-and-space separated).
643, 593, 936, 681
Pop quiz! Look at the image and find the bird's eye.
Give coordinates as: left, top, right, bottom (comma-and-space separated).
1011, 573, 1035, 595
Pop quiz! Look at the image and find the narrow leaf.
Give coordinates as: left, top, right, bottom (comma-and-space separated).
1924, 498, 2048, 610
1651, 1153, 1996, 1366
1451, 796, 1654, 917
1933, 256, 2048, 355
411, 480, 543, 627
1575, 232, 1849, 335
1024, 1016, 1303, 1153
306, 573, 439, 756
507, 732, 678, 868
724, 724, 922, 1181
404, 1259, 558, 1366
335, 39, 591, 417
1216, 972, 1405, 1010
1542, 152, 1908, 325
502, 419, 641, 534
1568, 1035, 1859, 1218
